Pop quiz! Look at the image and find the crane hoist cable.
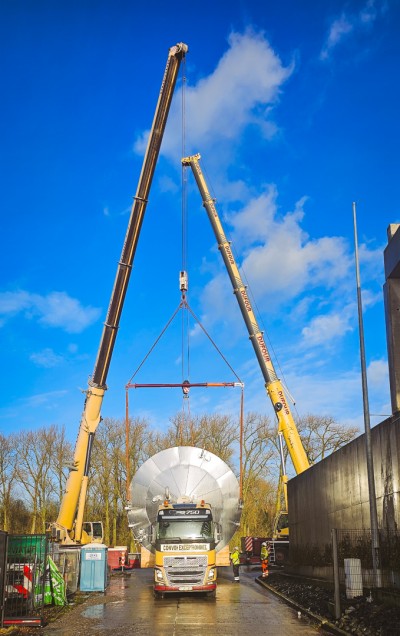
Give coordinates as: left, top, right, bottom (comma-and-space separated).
180, 61, 191, 398
181, 55, 188, 274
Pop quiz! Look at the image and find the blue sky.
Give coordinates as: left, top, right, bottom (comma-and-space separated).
1, 0, 399, 452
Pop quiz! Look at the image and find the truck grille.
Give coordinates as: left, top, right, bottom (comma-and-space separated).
163, 555, 208, 586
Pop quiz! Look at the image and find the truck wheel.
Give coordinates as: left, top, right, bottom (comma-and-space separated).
207, 590, 216, 599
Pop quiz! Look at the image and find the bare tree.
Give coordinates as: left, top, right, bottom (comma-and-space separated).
2, 408, 359, 544
238, 412, 277, 537
89, 418, 120, 546
152, 411, 202, 450
241, 412, 276, 496
154, 412, 237, 464
14, 427, 59, 533
196, 413, 237, 463
90, 416, 151, 547
0, 433, 18, 531
125, 416, 152, 494
297, 414, 359, 464
49, 424, 74, 510
232, 477, 276, 547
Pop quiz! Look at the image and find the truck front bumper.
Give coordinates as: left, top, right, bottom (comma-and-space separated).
154, 583, 216, 593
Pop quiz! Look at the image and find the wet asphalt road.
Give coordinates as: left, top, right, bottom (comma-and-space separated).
42, 567, 329, 636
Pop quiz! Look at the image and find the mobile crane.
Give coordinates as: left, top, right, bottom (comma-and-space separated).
181, 153, 310, 544
48, 42, 188, 545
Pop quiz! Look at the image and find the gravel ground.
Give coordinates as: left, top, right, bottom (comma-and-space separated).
264, 571, 400, 636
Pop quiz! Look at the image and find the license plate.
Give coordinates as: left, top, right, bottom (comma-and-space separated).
179, 586, 193, 591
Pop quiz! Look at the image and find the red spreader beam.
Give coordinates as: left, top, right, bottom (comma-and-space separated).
126, 382, 243, 389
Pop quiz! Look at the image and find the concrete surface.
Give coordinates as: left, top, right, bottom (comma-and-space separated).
288, 415, 400, 549
41, 566, 330, 636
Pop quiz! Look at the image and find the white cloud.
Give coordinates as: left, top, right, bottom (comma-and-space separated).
34, 292, 100, 333
30, 348, 64, 368
131, 26, 384, 360
0, 290, 31, 317
158, 174, 179, 194
231, 334, 390, 446
226, 185, 280, 245
281, 363, 388, 431
135, 30, 293, 164
102, 203, 131, 219
0, 390, 68, 420
367, 358, 388, 387
197, 274, 239, 330
358, 242, 385, 283
230, 191, 353, 303
320, 0, 386, 61
360, 288, 383, 309
0, 290, 101, 334
320, 14, 354, 60
302, 311, 353, 347
360, 0, 382, 24
22, 390, 69, 410
196, 187, 384, 354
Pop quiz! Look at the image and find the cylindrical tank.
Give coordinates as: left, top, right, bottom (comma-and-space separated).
127, 446, 241, 553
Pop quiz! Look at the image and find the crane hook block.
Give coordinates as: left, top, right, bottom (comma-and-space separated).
180, 271, 188, 292
182, 379, 190, 398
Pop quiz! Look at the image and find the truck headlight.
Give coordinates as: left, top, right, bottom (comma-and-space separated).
208, 568, 215, 579
155, 569, 164, 582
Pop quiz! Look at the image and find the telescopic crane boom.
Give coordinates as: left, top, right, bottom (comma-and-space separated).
49, 42, 188, 545
182, 153, 310, 531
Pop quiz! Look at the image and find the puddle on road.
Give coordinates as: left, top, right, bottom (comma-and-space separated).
82, 604, 106, 619
81, 600, 131, 622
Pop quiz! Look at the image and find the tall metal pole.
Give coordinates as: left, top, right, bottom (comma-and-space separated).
352, 201, 381, 587
125, 389, 131, 503
331, 528, 341, 619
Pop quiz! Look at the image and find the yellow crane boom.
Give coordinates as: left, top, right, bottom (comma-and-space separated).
182, 153, 310, 533
48, 42, 188, 545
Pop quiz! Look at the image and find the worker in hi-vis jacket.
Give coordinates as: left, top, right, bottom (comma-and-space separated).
260, 542, 269, 578
230, 546, 241, 582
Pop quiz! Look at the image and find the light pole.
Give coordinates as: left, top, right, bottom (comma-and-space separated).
352, 201, 381, 587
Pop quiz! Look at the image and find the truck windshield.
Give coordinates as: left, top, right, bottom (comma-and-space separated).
157, 519, 213, 541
